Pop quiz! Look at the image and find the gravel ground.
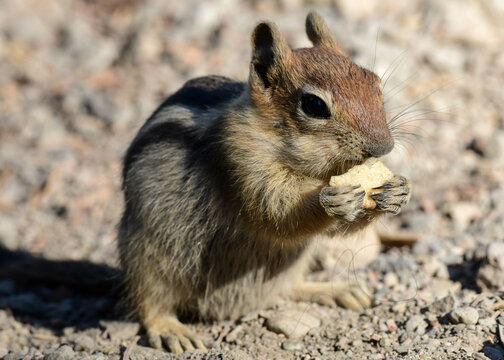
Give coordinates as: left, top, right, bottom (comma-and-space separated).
1, 0, 504, 359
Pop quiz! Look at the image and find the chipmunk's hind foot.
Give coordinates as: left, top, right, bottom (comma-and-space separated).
292, 281, 372, 311
146, 315, 208, 354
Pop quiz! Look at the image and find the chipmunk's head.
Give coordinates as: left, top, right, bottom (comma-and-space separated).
249, 11, 393, 179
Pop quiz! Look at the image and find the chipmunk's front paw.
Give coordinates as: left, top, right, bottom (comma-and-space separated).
320, 185, 365, 222
370, 175, 411, 215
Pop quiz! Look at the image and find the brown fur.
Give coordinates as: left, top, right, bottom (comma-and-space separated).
118, 11, 411, 353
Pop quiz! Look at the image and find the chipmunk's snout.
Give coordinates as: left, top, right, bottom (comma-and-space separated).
363, 138, 394, 157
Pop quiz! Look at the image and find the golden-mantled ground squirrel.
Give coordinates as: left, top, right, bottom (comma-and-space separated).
119, 11, 411, 353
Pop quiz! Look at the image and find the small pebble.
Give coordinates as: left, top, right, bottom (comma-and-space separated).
281, 339, 303, 351
368, 354, 384, 360
394, 343, 410, 355
487, 241, 504, 269
386, 319, 397, 332
45, 345, 75, 360
405, 315, 427, 335
73, 334, 95, 352
383, 272, 399, 287
370, 333, 382, 342
62, 327, 75, 336
240, 311, 259, 323
336, 337, 349, 351
379, 335, 392, 347
477, 317, 494, 328
225, 325, 243, 343
428, 294, 458, 315
99, 321, 139, 342
265, 310, 320, 338
450, 307, 479, 325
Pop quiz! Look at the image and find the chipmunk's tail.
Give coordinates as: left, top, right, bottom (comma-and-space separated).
0, 245, 123, 297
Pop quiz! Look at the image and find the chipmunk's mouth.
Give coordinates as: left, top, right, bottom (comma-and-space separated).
326, 158, 365, 179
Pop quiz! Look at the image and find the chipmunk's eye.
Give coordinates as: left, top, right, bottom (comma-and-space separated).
301, 94, 330, 119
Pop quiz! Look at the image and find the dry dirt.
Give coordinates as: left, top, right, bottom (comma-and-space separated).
1, 0, 504, 359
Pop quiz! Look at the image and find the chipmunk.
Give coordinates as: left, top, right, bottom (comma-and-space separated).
119, 11, 411, 353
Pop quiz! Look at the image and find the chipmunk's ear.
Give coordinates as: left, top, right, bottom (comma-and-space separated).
250, 22, 291, 89
305, 11, 340, 51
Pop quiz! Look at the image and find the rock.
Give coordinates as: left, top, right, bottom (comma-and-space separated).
422, 259, 450, 279
62, 327, 75, 336
119, 345, 171, 360
477, 263, 504, 292
73, 334, 95, 352
265, 310, 320, 338
79, 354, 109, 360
368, 354, 384, 360
383, 272, 399, 287
0, 330, 8, 358
412, 240, 444, 257
224, 325, 243, 343
99, 320, 140, 342
45, 345, 75, 360
282, 339, 303, 351
386, 319, 397, 332
449, 202, 481, 231
450, 307, 479, 325
478, 242, 504, 291
497, 313, 504, 326
477, 317, 495, 328
370, 333, 382, 342
421, 279, 462, 302
0, 215, 17, 244
240, 311, 259, 323
485, 131, 504, 159
487, 242, 504, 269
428, 294, 458, 315
379, 335, 392, 347
336, 336, 349, 351
4, 354, 25, 360
405, 315, 427, 335
394, 340, 411, 355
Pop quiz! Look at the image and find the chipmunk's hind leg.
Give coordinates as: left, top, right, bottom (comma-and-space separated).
291, 281, 372, 311
125, 270, 208, 353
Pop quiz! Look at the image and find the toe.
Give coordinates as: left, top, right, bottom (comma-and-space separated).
164, 336, 184, 354
192, 338, 208, 353
334, 291, 363, 311
178, 335, 195, 351
313, 293, 337, 307
351, 286, 372, 308
147, 332, 163, 350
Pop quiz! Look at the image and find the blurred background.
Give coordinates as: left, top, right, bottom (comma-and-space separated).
1, 0, 502, 264
1, 0, 504, 358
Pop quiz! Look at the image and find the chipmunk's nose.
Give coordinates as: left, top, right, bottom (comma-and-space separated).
364, 138, 394, 157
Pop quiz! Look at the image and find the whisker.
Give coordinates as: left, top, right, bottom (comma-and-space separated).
384, 72, 419, 98
386, 87, 448, 127
381, 50, 408, 91
372, 28, 380, 72
389, 115, 450, 129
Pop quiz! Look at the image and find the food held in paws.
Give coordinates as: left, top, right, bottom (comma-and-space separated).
329, 158, 394, 209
